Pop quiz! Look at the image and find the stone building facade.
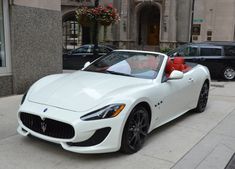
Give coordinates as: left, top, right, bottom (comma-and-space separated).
61, 0, 193, 51
117, 0, 192, 50
62, 0, 235, 52
192, 0, 235, 42
0, 0, 62, 97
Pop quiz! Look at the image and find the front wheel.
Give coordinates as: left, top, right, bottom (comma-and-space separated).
223, 66, 235, 80
194, 82, 209, 113
121, 106, 150, 154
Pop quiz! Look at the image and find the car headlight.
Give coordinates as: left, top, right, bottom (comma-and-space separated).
21, 90, 28, 105
80, 104, 125, 121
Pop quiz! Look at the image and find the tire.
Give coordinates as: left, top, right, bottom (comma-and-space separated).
121, 106, 150, 154
194, 82, 209, 113
223, 66, 235, 80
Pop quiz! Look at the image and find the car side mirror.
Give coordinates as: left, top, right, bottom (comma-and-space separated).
82, 61, 91, 70
67, 51, 73, 55
174, 52, 183, 57
168, 70, 184, 80
173, 52, 178, 57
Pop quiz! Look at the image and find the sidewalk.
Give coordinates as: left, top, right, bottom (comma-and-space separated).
172, 82, 235, 169
0, 82, 235, 169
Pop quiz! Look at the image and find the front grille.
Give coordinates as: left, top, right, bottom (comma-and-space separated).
20, 112, 75, 139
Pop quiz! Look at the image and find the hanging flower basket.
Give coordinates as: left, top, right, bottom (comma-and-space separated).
76, 4, 120, 27
98, 19, 112, 26
97, 5, 120, 26
76, 7, 94, 27
77, 14, 92, 27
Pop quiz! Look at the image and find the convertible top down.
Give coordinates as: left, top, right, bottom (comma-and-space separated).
17, 50, 210, 154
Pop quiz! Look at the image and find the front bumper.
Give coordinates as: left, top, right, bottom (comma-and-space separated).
17, 101, 128, 154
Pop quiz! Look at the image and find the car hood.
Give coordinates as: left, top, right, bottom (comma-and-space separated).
28, 71, 152, 112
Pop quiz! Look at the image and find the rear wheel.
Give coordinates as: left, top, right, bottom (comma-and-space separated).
223, 66, 235, 80
121, 106, 150, 154
194, 82, 209, 113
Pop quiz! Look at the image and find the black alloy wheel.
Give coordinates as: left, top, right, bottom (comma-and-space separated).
121, 106, 150, 154
223, 66, 235, 80
195, 82, 209, 113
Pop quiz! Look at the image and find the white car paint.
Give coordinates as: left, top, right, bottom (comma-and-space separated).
17, 50, 210, 154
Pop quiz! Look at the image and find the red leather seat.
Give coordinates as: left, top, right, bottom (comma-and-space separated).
173, 57, 185, 71
165, 58, 174, 77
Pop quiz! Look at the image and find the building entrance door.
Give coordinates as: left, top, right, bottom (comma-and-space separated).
147, 24, 160, 46
138, 5, 160, 48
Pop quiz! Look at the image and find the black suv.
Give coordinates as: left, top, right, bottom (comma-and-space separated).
167, 42, 235, 80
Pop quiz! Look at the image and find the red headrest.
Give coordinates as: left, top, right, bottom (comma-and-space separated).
165, 58, 173, 74
173, 57, 185, 64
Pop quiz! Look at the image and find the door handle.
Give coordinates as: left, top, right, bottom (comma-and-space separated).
188, 77, 194, 82
200, 57, 205, 61
192, 58, 198, 62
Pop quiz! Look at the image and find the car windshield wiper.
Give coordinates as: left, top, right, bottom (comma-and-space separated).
105, 70, 134, 77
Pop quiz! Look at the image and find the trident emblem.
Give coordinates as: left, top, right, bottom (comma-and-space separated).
41, 121, 47, 133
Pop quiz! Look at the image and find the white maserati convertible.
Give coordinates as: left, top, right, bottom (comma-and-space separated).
17, 50, 210, 154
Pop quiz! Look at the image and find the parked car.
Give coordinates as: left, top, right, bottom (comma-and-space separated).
17, 50, 210, 154
167, 42, 235, 80
63, 44, 114, 70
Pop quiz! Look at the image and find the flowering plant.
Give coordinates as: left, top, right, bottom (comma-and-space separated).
76, 7, 94, 26
76, 4, 120, 26
96, 5, 120, 26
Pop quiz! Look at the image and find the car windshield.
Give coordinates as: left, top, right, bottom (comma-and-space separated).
83, 51, 164, 79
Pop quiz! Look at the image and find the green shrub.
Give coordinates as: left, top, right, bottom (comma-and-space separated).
160, 48, 173, 53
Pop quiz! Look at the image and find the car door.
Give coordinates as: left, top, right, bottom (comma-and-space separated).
88, 46, 103, 62
153, 73, 195, 127
72, 46, 93, 69
199, 46, 223, 77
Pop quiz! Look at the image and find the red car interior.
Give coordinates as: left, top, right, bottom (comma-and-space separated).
165, 58, 174, 76
173, 57, 185, 71
165, 57, 191, 77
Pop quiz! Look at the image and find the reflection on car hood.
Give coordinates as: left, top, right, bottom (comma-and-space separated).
28, 71, 152, 112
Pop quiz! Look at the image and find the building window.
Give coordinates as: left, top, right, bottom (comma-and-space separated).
192, 36, 198, 41
0, 0, 5, 67
207, 30, 212, 41
0, 0, 11, 74
63, 15, 80, 52
234, 24, 235, 41
192, 24, 201, 36
63, 12, 93, 53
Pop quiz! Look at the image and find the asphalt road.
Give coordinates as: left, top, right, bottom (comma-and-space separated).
0, 82, 235, 169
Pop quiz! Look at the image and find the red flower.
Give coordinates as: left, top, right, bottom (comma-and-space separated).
76, 4, 120, 26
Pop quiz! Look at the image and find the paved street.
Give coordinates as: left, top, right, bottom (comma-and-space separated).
0, 82, 235, 169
